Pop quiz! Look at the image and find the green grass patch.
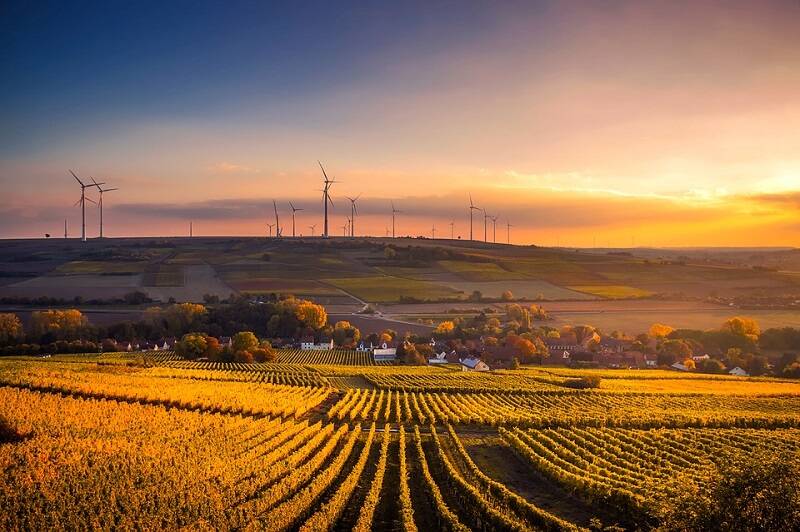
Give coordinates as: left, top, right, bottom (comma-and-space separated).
322, 275, 460, 302
568, 285, 652, 298
438, 260, 523, 281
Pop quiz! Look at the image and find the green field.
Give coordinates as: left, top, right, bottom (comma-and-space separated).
568, 284, 652, 298
323, 275, 460, 302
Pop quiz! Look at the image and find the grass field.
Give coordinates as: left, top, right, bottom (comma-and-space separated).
568, 285, 653, 298
1, 357, 799, 529
323, 275, 460, 302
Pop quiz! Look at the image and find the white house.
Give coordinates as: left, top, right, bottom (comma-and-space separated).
373, 342, 397, 361
692, 354, 710, 362
356, 342, 371, 352
428, 351, 448, 364
301, 338, 334, 350
729, 366, 749, 377
460, 357, 490, 372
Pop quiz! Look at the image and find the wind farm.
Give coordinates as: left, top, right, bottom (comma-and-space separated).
2, 3, 800, 531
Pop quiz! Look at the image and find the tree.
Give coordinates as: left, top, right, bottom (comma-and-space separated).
698, 358, 726, 374
433, 321, 456, 338
0, 313, 23, 345
681, 358, 696, 370
783, 362, 800, 379
204, 336, 222, 360
383, 246, 397, 259
30, 309, 89, 341
573, 325, 598, 345
500, 290, 514, 302
721, 317, 760, 342
234, 350, 254, 363
295, 301, 328, 330
165, 303, 207, 335
655, 451, 800, 530
175, 333, 208, 359
648, 323, 675, 338
232, 331, 259, 353
332, 321, 361, 347
468, 290, 483, 302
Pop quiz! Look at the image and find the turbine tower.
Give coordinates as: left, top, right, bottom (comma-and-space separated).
318, 161, 336, 238
267, 223, 275, 237
309, 224, 317, 237
345, 194, 360, 237
490, 215, 498, 243
70, 170, 103, 242
431, 224, 436, 239
449, 220, 455, 240
342, 219, 349, 237
289, 202, 303, 237
469, 194, 480, 241
506, 221, 513, 244
391, 201, 401, 238
273, 200, 282, 237
91, 177, 118, 239
64, 219, 68, 239
483, 209, 489, 242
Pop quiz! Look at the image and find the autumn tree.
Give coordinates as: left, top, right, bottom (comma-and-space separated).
332, 320, 361, 347
573, 325, 598, 345
295, 301, 328, 330
30, 309, 89, 341
501, 290, 514, 302
721, 317, 760, 342
433, 320, 456, 338
0, 313, 23, 345
176, 333, 208, 359
232, 331, 259, 353
648, 323, 675, 338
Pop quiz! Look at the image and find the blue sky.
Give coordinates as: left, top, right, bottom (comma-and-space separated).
1, 1, 799, 244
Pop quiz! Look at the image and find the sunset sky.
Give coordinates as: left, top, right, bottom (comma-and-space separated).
1, 1, 799, 246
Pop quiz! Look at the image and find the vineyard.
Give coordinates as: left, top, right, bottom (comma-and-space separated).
1, 356, 799, 530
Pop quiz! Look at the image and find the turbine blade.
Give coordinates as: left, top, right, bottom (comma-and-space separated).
84, 196, 97, 205
318, 161, 330, 181
70, 170, 84, 186
73, 197, 82, 207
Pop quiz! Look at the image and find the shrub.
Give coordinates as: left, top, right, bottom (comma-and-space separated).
564, 375, 602, 389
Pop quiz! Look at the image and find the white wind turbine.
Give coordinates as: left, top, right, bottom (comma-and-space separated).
289, 201, 303, 237
70, 170, 103, 242
91, 177, 118, 238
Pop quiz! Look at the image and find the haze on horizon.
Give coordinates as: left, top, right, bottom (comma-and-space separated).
1, 0, 799, 246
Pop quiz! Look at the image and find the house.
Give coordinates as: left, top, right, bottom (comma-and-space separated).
545, 338, 581, 358
671, 362, 690, 372
356, 342, 371, 352
219, 336, 233, 348
729, 366, 749, 377
597, 337, 632, 354
460, 357, 490, 372
300, 337, 334, 350
428, 351, 449, 364
644, 354, 658, 368
603, 351, 646, 369
692, 354, 710, 363
373, 342, 398, 362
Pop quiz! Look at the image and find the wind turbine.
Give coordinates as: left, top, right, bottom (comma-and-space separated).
345, 194, 360, 237
64, 219, 68, 239
490, 215, 498, 243
431, 224, 436, 239
449, 220, 455, 240
309, 224, 317, 237
342, 219, 349, 237
289, 201, 303, 237
506, 221, 513, 244
267, 223, 275, 237
483, 209, 490, 242
391, 201, 401, 238
469, 194, 480, 241
318, 161, 336, 238
91, 177, 118, 239
70, 170, 103, 242
273, 199, 282, 237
